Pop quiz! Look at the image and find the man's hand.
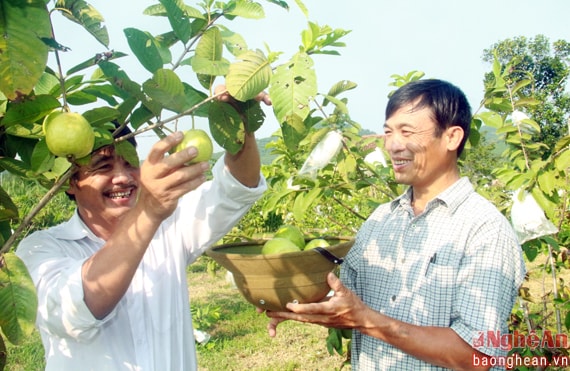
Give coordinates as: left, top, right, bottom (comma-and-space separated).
138, 131, 209, 221
214, 85, 272, 106
262, 272, 367, 336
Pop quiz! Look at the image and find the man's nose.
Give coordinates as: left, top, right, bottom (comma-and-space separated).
384, 134, 405, 152
112, 164, 134, 183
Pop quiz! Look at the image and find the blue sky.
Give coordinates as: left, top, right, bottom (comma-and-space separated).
50, 0, 570, 157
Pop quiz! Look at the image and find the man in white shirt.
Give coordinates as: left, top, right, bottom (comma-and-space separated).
16, 92, 269, 370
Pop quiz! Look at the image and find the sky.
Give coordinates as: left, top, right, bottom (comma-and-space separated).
49, 0, 570, 158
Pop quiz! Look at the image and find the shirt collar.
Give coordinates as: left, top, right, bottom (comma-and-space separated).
56, 209, 104, 243
390, 177, 474, 213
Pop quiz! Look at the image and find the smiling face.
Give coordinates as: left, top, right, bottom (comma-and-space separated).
383, 103, 464, 199
66, 145, 140, 239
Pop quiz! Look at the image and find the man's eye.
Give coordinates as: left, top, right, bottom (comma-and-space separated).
90, 164, 112, 172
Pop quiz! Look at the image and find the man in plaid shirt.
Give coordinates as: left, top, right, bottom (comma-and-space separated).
264, 79, 526, 370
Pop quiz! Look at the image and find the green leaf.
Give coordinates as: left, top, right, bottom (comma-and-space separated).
114, 140, 139, 168
226, 49, 271, 102
0, 0, 50, 100
496, 125, 518, 135
2, 96, 61, 130
325, 328, 343, 356
97, 61, 161, 117
129, 105, 156, 130
536, 170, 558, 196
269, 52, 317, 125
92, 125, 115, 152
338, 154, 356, 182
194, 27, 224, 89
81, 85, 120, 106
82, 107, 121, 127
0, 186, 18, 223
293, 0, 308, 17
513, 97, 541, 108
530, 188, 556, 222
55, 0, 109, 47
554, 135, 570, 154
518, 118, 541, 134
475, 111, 503, 129
510, 79, 532, 96
181, 83, 209, 117
38, 36, 70, 52
293, 187, 321, 221
264, 0, 289, 10
30, 139, 55, 174
66, 50, 128, 75
0, 158, 34, 179
219, 26, 248, 57
1, 334, 5, 369
143, 3, 205, 19
159, 0, 193, 43
124, 28, 166, 73
235, 100, 266, 132
281, 114, 307, 151
322, 80, 357, 106
486, 97, 512, 112
143, 69, 186, 113
34, 72, 61, 96
522, 241, 539, 262
208, 100, 245, 154
66, 90, 98, 105
224, 0, 265, 19
321, 94, 348, 115
0, 253, 38, 345
4, 123, 43, 140
44, 156, 72, 180
555, 148, 570, 170
190, 56, 230, 76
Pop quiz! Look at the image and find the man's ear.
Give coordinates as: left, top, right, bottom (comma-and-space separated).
66, 177, 77, 196
445, 126, 464, 152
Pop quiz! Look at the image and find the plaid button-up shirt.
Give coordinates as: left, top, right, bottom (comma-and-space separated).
342, 177, 526, 370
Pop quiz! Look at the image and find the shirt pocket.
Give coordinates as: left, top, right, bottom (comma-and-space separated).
414, 263, 458, 326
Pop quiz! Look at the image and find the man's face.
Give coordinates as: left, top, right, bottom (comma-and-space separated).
67, 146, 140, 227
383, 104, 457, 190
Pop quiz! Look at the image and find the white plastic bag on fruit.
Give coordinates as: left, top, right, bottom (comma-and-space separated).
193, 329, 211, 344
298, 130, 344, 180
510, 189, 558, 244
364, 147, 387, 167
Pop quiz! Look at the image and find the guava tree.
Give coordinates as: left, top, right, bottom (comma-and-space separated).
482, 35, 570, 159
474, 54, 570, 364
0, 0, 353, 366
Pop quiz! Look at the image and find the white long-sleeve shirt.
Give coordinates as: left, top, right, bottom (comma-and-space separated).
16, 155, 267, 371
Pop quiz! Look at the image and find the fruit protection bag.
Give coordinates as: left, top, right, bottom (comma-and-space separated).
298, 130, 344, 180
510, 189, 558, 244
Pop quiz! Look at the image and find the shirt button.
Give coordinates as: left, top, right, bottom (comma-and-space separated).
391, 295, 396, 301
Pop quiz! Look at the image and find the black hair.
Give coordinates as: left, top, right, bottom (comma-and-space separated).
112, 121, 137, 148
386, 79, 472, 156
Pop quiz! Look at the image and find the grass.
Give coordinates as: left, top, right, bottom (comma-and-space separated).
4, 257, 349, 371
5, 254, 567, 371
189, 258, 350, 371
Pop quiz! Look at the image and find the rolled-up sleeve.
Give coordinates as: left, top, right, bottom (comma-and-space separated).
17, 234, 115, 342
170, 154, 267, 262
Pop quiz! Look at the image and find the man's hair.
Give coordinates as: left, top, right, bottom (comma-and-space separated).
385, 79, 472, 156
66, 122, 137, 202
